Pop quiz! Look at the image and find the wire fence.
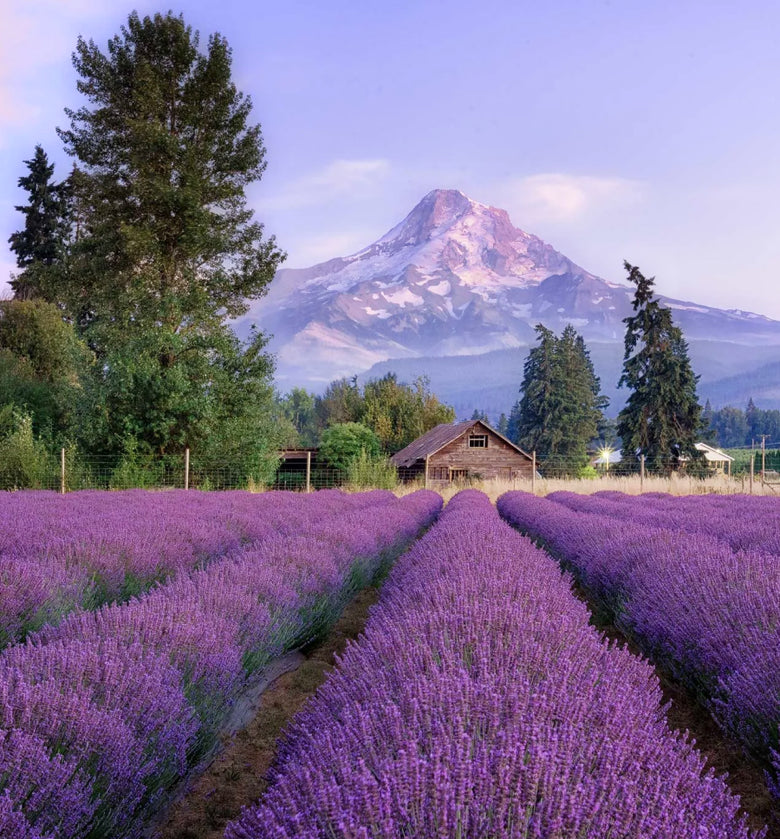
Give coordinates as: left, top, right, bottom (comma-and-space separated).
2, 446, 777, 495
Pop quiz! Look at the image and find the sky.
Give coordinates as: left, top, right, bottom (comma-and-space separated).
3, 1, 780, 317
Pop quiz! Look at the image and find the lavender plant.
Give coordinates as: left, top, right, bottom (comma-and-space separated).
226, 490, 761, 839
0, 489, 442, 838
498, 490, 780, 797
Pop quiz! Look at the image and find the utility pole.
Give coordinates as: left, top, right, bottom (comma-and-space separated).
762, 435, 767, 485
750, 446, 754, 495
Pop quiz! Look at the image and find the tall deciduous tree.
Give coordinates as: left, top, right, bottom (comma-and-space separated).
8, 146, 70, 301
58, 11, 283, 330
52, 11, 285, 459
617, 262, 702, 472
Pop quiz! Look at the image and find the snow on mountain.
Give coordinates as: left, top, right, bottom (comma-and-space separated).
235, 189, 780, 397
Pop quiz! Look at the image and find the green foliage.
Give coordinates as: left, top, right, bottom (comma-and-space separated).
0, 408, 54, 490
319, 423, 381, 473
277, 387, 319, 446
315, 373, 455, 453
57, 11, 284, 332
0, 13, 288, 487
709, 405, 750, 447
361, 373, 455, 452
315, 377, 364, 430
617, 262, 703, 473
510, 324, 607, 474
345, 450, 398, 490
8, 145, 70, 301
109, 437, 167, 489
0, 299, 91, 440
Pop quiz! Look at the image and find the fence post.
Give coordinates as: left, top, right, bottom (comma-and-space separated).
306, 450, 311, 493
640, 454, 645, 493
184, 447, 190, 490
60, 447, 66, 495
531, 451, 536, 495
750, 454, 754, 495
424, 455, 429, 490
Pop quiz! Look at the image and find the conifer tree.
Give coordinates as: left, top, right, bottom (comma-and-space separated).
511, 324, 606, 474
617, 262, 702, 472
8, 146, 70, 301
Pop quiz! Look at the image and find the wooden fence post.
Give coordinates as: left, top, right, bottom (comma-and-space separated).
306, 450, 311, 493
184, 448, 190, 491
60, 447, 66, 495
640, 454, 645, 493
531, 451, 536, 495
424, 455, 430, 490
750, 454, 754, 495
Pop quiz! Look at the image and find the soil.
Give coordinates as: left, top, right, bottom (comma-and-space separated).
153, 585, 381, 839
573, 581, 780, 839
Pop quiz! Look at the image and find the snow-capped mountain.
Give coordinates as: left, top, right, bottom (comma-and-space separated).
235, 189, 780, 408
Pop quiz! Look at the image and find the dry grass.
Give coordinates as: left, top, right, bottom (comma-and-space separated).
394, 473, 777, 503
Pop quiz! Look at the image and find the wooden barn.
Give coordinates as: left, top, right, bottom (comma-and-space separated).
391, 420, 534, 485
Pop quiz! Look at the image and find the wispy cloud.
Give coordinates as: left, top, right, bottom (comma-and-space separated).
259, 158, 392, 211
498, 173, 643, 224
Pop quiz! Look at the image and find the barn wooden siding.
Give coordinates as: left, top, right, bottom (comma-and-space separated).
392, 420, 533, 484
427, 429, 533, 483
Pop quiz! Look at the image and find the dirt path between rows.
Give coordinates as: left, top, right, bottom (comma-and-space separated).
572, 581, 780, 839
153, 585, 381, 839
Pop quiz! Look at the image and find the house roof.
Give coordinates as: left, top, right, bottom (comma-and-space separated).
390, 420, 532, 468
695, 442, 735, 462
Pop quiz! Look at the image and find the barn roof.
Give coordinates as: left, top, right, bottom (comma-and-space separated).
391, 420, 532, 468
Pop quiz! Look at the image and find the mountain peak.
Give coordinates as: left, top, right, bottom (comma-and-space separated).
379, 188, 482, 246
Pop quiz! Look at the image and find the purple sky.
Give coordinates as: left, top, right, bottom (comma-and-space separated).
3, 1, 780, 318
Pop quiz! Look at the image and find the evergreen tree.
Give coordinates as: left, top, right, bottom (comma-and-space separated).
710, 405, 749, 447
513, 324, 606, 474
513, 324, 558, 454
8, 146, 70, 300
496, 412, 509, 436
617, 262, 703, 473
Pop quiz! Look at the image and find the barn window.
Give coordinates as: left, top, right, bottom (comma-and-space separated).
469, 434, 488, 448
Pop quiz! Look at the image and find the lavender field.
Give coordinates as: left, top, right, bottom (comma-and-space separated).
498, 490, 780, 802
227, 491, 764, 838
0, 489, 441, 838
2, 487, 777, 838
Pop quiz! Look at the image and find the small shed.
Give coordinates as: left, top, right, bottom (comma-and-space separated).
695, 442, 734, 475
391, 420, 534, 484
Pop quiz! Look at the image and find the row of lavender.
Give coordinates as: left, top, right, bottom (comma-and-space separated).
548, 489, 780, 554
0, 489, 355, 646
0, 489, 442, 839
227, 490, 762, 839
497, 490, 780, 797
